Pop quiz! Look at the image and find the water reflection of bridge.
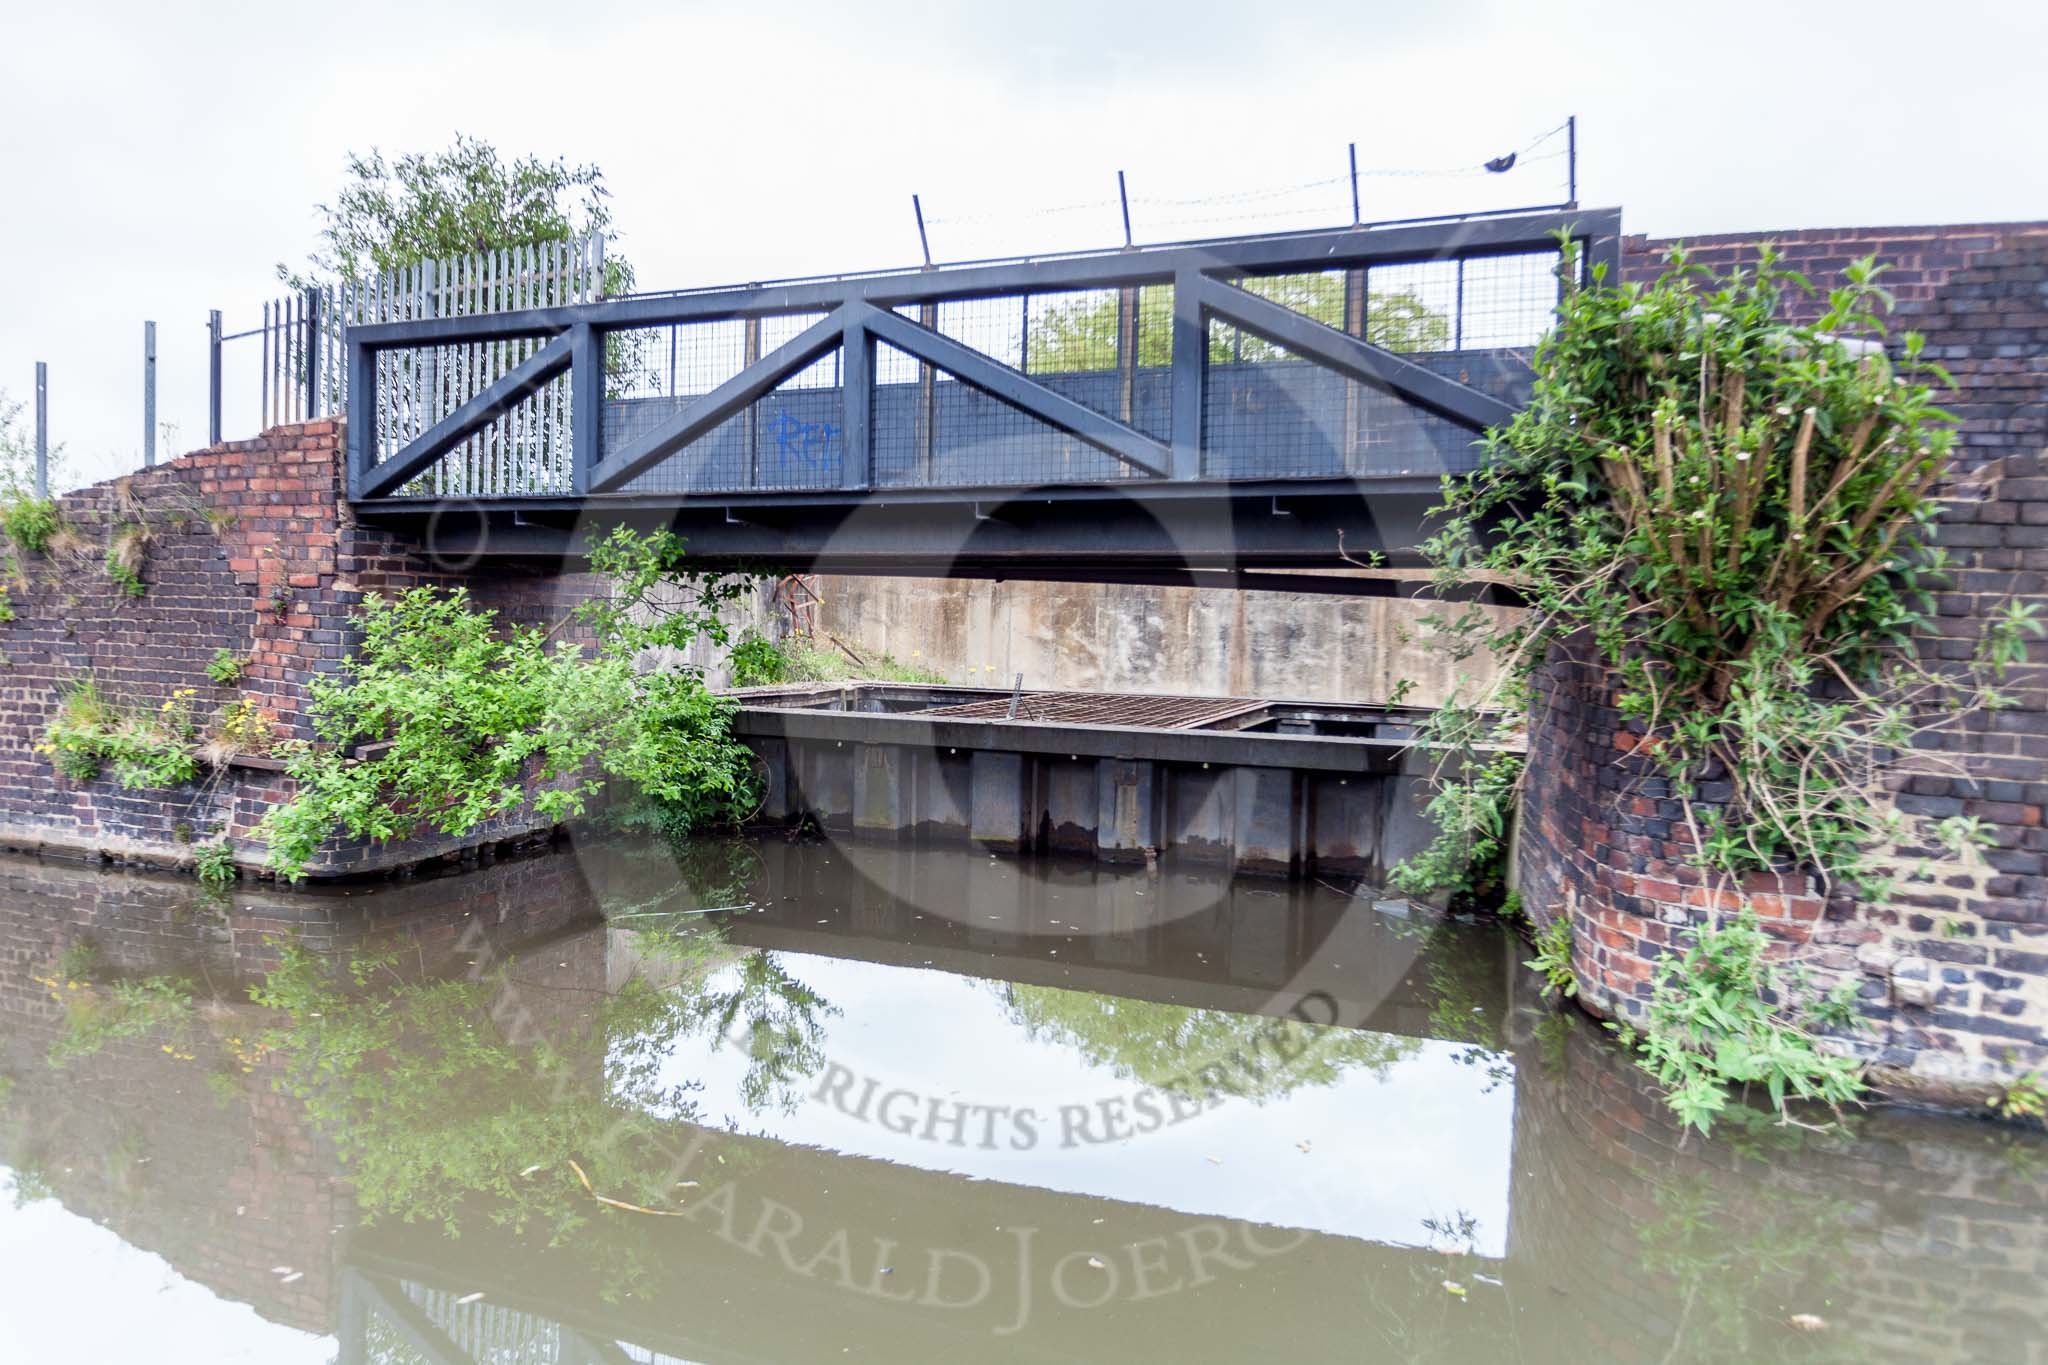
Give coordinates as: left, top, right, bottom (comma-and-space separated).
338, 1132, 1514, 1363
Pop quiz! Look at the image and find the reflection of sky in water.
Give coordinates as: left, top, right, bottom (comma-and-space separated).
0, 1172, 332, 1363
638, 949, 1515, 1258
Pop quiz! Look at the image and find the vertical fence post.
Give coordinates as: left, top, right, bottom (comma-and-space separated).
743, 316, 762, 487
33, 362, 48, 498
207, 310, 223, 445
1453, 258, 1466, 352
260, 300, 272, 429
916, 301, 938, 482
418, 261, 437, 430
143, 321, 157, 467
841, 313, 872, 490
1115, 285, 1139, 424
1348, 143, 1361, 226
1566, 114, 1577, 208
1169, 270, 1204, 480
570, 323, 599, 495
1343, 269, 1366, 463
303, 286, 322, 419
912, 195, 932, 269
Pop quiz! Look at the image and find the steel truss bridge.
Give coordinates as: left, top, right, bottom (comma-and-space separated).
345, 208, 1619, 587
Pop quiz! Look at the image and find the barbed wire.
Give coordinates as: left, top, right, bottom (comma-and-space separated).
923, 122, 1573, 230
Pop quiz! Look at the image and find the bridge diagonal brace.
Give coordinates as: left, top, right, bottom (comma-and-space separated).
357, 329, 576, 499
852, 303, 1171, 478
1193, 275, 1517, 433
587, 310, 847, 493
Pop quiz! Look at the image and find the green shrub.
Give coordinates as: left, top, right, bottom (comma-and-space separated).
1410, 244, 2023, 896
257, 529, 756, 880
728, 631, 792, 687
1388, 747, 1521, 904
0, 495, 59, 554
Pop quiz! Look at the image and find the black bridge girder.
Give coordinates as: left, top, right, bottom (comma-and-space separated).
349, 477, 1483, 590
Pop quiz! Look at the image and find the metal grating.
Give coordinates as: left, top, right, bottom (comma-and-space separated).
917, 690, 1268, 729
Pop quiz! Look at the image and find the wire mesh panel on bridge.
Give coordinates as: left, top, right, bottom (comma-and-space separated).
1201, 250, 1557, 478
604, 312, 846, 493
870, 286, 1171, 488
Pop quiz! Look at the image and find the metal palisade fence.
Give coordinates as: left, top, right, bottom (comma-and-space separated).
223, 234, 607, 495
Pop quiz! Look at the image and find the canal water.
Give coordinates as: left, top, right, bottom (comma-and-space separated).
1, 835, 2043, 1363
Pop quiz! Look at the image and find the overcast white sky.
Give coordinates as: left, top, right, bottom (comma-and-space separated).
2, 0, 2043, 486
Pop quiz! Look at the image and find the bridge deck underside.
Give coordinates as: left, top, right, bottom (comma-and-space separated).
351, 477, 1470, 584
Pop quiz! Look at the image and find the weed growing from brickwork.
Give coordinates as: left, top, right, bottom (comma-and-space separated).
206, 648, 248, 686
199, 697, 276, 766
103, 525, 149, 596
1525, 915, 1579, 1001
193, 840, 238, 888
38, 681, 201, 788
1613, 909, 1864, 1133
1996, 1071, 2047, 1125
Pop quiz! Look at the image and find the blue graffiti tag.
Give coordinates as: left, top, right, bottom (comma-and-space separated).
769, 410, 840, 470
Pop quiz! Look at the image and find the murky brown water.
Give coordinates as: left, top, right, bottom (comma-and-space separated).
1, 834, 2044, 1363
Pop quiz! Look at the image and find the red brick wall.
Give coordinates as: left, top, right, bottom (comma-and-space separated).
1522, 228, 2048, 1098
0, 422, 599, 877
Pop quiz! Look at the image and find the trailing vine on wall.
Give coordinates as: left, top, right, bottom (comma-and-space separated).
1399, 242, 2043, 1130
